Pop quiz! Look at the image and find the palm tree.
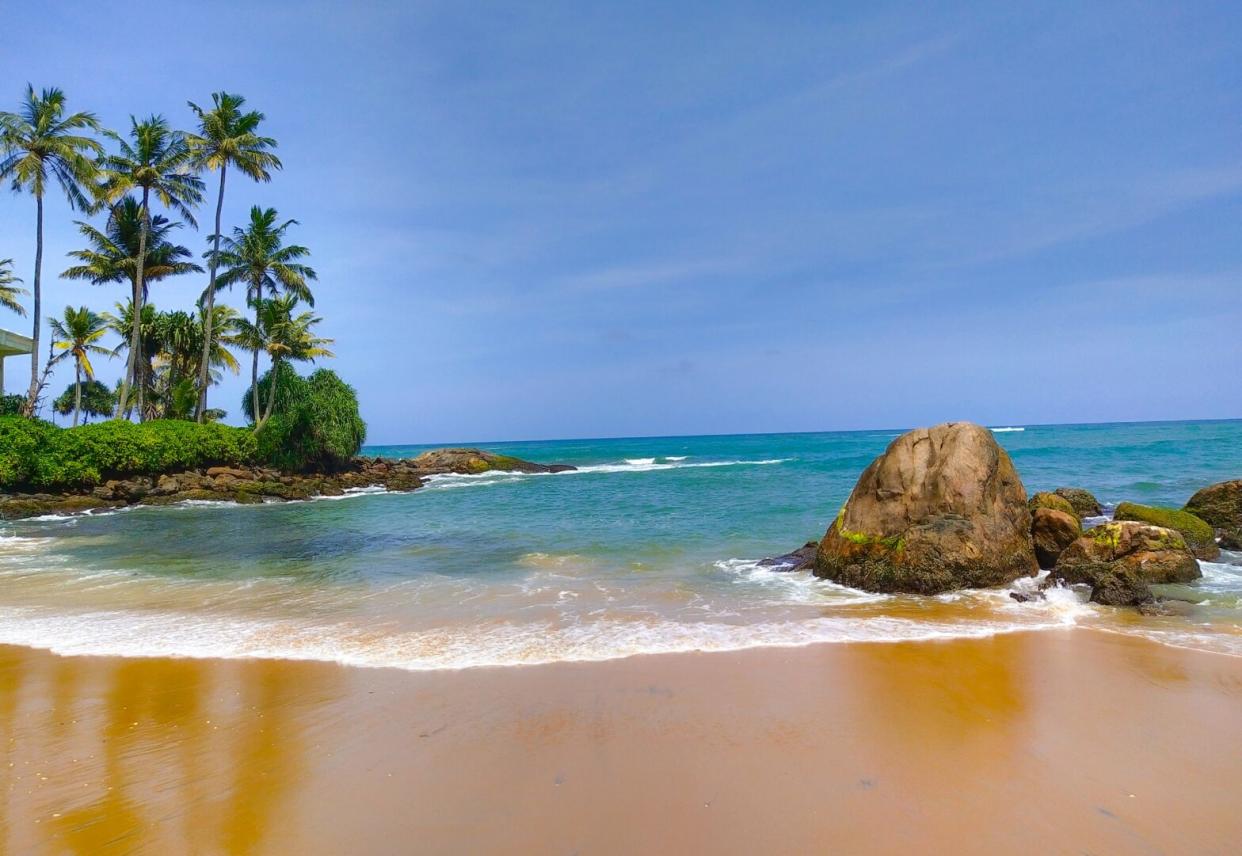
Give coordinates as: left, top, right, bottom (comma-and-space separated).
213, 206, 316, 423
62, 197, 203, 297
0, 258, 27, 316
186, 92, 281, 422
235, 295, 333, 428
97, 115, 204, 419
48, 305, 110, 427
0, 85, 103, 414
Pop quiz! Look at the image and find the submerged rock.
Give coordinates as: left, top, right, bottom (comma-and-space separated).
1183, 479, 1242, 550
758, 542, 818, 572
1054, 487, 1104, 518
1113, 502, 1219, 561
814, 422, 1037, 594
1051, 521, 1201, 605
1031, 507, 1081, 569
407, 448, 576, 475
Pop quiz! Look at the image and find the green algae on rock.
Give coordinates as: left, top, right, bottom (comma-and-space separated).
1053, 487, 1103, 518
1051, 521, 1201, 606
1028, 491, 1078, 518
1183, 479, 1242, 550
1113, 502, 1219, 560
815, 422, 1037, 594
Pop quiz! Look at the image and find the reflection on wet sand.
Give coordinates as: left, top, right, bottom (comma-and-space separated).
0, 631, 1241, 854
0, 651, 342, 855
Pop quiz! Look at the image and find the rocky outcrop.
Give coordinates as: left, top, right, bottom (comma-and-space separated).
1031, 508, 1081, 569
1051, 521, 1200, 605
814, 422, 1037, 594
0, 448, 575, 520
1054, 487, 1103, 518
407, 448, 576, 475
1183, 479, 1242, 550
1113, 502, 1219, 561
1029, 492, 1077, 517
758, 542, 818, 572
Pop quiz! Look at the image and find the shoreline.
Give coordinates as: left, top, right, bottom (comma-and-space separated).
3, 629, 1240, 854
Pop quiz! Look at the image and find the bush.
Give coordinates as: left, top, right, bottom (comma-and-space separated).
251, 368, 366, 472
0, 416, 257, 491
0, 394, 23, 417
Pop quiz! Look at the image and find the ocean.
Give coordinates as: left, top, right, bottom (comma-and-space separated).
1, 420, 1240, 667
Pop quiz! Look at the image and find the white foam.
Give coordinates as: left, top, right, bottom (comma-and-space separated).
990, 427, 1025, 433
0, 604, 1087, 672
624, 458, 657, 466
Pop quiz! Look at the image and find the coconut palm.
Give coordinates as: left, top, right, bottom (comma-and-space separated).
96, 115, 204, 419
212, 206, 316, 422
235, 295, 333, 427
48, 305, 110, 427
0, 258, 27, 316
186, 91, 281, 422
62, 197, 202, 298
0, 85, 103, 414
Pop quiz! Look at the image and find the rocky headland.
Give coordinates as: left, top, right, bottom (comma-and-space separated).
0, 448, 576, 520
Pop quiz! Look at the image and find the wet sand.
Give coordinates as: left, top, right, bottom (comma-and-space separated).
2, 629, 1241, 855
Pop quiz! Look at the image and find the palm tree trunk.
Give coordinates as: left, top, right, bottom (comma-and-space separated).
259, 358, 281, 428
116, 188, 150, 420
73, 363, 82, 428
196, 163, 227, 423
250, 287, 261, 425
23, 194, 43, 416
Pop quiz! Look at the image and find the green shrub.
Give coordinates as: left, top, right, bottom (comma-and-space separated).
0, 416, 257, 491
251, 368, 366, 472
0, 394, 23, 417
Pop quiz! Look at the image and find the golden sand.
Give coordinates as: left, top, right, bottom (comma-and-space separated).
1, 630, 1240, 854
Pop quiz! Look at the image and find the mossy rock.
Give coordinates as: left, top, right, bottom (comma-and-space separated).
1028, 492, 1077, 518
1183, 479, 1242, 550
1113, 502, 1219, 560
1054, 487, 1103, 518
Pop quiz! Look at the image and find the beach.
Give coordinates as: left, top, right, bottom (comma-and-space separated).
3, 629, 1241, 854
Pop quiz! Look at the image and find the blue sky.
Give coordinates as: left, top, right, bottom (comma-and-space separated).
1, 1, 1239, 443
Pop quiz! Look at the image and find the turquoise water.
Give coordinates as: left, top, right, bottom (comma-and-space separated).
1, 420, 1240, 667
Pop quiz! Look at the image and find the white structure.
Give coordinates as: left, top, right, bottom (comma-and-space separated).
0, 328, 34, 395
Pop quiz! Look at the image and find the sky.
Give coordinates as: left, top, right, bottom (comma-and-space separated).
0, 1, 1239, 444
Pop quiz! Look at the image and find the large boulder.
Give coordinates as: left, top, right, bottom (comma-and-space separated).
1031, 508, 1081, 569
1183, 479, 1242, 550
407, 448, 576, 475
1052, 522, 1201, 596
1113, 502, 1219, 561
814, 422, 1037, 593
1054, 487, 1103, 518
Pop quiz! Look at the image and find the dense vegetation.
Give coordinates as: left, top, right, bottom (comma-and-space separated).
0, 416, 256, 491
250, 367, 366, 472
0, 84, 366, 484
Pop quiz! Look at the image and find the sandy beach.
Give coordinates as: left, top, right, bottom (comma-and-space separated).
2, 629, 1240, 854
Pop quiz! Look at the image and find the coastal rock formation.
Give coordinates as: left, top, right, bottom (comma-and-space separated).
758, 542, 818, 572
1054, 487, 1103, 518
1051, 521, 1201, 605
0, 449, 575, 520
814, 422, 1038, 594
1113, 502, 1219, 561
1183, 479, 1242, 550
408, 448, 577, 475
1031, 508, 1081, 569
1029, 492, 1078, 518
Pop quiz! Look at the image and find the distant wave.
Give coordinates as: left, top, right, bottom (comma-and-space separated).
990, 427, 1026, 433
420, 457, 790, 490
